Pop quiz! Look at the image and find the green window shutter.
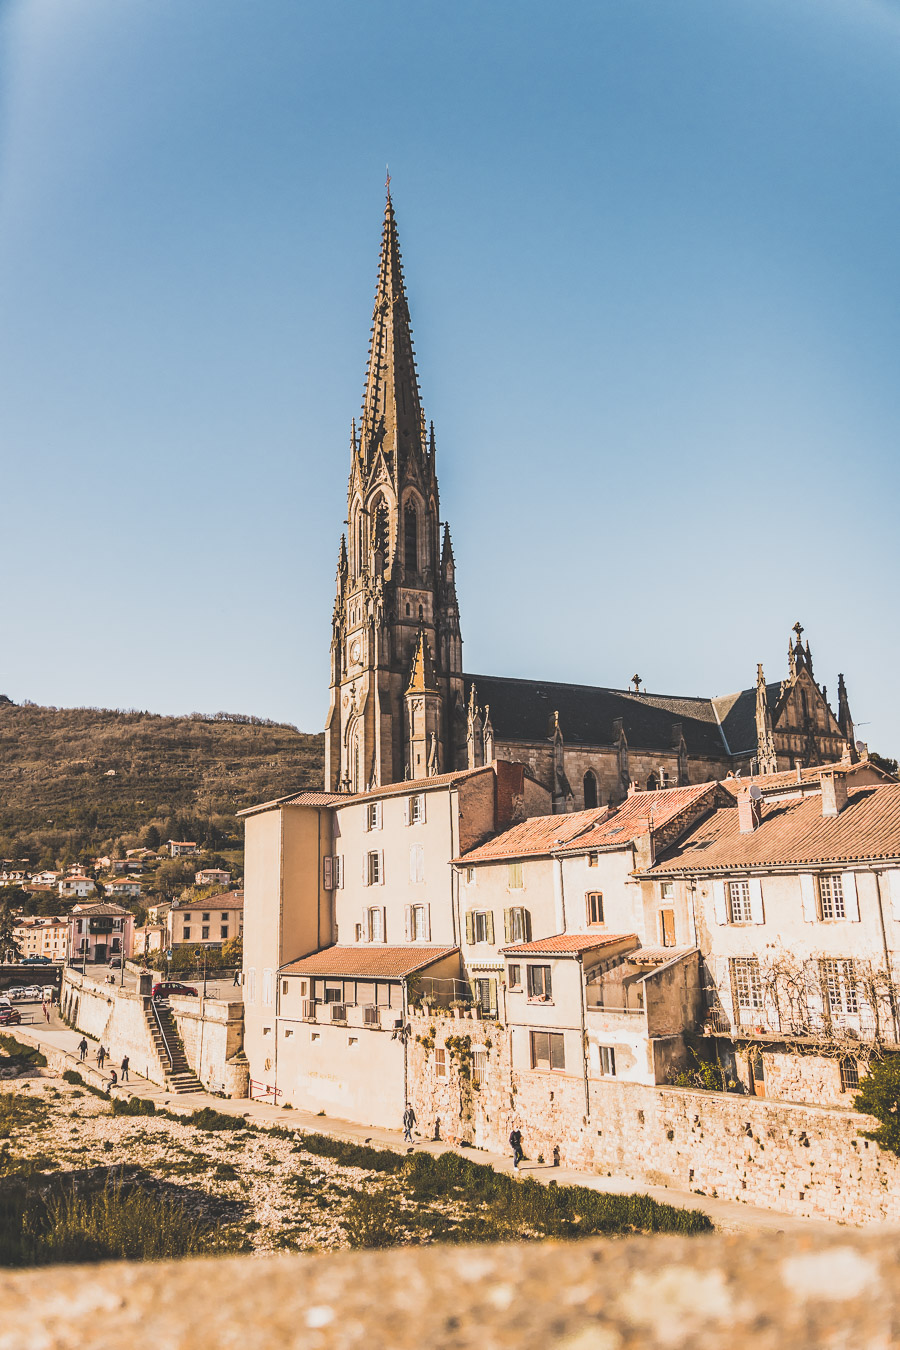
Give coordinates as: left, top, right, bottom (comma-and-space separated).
486, 912, 495, 945
488, 978, 498, 1015
524, 909, 532, 941
503, 909, 511, 943
465, 911, 475, 945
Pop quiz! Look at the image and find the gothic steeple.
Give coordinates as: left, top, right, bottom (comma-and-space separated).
324, 192, 464, 793
359, 195, 426, 476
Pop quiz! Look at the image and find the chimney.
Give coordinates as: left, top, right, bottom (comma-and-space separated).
821, 768, 848, 817
633, 829, 655, 871
738, 789, 762, 833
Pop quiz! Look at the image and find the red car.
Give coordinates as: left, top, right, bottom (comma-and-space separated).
151, 982, 198, 1000
0, 1007, 22, 1025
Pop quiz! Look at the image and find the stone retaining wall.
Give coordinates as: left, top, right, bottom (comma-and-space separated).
408, 1009, 900, 1225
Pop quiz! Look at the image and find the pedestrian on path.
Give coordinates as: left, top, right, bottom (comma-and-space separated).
402, 1103, 416, 1142
42, 1001, 50, 1022
108, 1068, 118, 1089
78, 1038, 88, 1062
233, 969, 240, 986
97, 1045, 106, 1069
509, 1126, 524, 1173
121, 1055, 129, 1082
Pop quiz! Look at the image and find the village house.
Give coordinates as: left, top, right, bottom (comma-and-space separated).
195, 867, 232, 888
58, 876, 96, 899
240, 762, 548, 1124
640, 770, 900, 1106
104, 877, 142, 900
67, 903, 134, 965
167, 891, 244, 950
168, 840, 199, 858
12, 915, 68, 962
134, 923, 166, 957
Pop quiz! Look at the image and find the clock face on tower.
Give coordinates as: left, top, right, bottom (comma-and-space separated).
350, 639, 361, 664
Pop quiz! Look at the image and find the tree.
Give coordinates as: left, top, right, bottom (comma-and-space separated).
140, 824, 161, 851
854, 1056, 900, 1155
0, 902, 23, 964
869, 751, 899, 777
221, 934, 242, 968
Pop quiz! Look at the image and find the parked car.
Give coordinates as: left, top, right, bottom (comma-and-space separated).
22, 955, 51, 965
18, 986, 42, 1001
0, 1007, 22, 1025
0, 997, 13, 1014
151, 982, 198, 1000
109, 956, 122, 968
41, 986, 56, 1000
6, 987, 26, 1000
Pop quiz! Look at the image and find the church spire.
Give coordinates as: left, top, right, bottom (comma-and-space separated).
359, 195, 425, 472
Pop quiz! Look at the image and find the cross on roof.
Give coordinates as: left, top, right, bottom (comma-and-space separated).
793, 621, 804, 642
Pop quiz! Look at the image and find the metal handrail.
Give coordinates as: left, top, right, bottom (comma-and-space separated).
150, 997, 175, 1068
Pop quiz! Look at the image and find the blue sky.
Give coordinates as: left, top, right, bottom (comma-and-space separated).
1, 0, 899, 755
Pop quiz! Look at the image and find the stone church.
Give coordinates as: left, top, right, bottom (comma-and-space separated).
324, 195, 858, 810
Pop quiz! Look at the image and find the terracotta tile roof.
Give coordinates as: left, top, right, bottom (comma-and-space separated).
647, 785, 900, 874
719, 762, 895, 797
502, 933, 637, 956
555, 784, 719, 854
458, 783, 717, 864
456, 807, 611, 863
173, 890, 244, 911
69, 902, 131, 916
280, 945, 459, 979
238, 790, 346, 817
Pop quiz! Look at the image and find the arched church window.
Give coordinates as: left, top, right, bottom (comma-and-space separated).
646, 773, 659, 791
583, 770, 599, 809
404, 500, 418, 575
356, 513, 365, 577
406, 603, 411, 617
371, 500, 389, 572
350, 723, 362, 794
801, 690, 809, 724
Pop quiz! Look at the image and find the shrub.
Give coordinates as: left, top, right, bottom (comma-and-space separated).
111, 1097, 156, 1117
854, 1056, 900, 1155
341, 1188, 404, 1248
60, 1070, 109, 1101
184, 1107, 246, 1132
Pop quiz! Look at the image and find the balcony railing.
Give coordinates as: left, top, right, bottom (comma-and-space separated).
329, 1003, 347, 1023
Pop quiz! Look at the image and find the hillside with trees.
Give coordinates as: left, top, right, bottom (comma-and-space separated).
0, 700, 324, 868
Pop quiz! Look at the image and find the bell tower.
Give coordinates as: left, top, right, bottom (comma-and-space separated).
324, 191, 464, 791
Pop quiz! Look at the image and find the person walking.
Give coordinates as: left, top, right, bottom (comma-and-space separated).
402, 1103, 416, 1143
97, 1045, 106, 1069
121, 1055, 129, 1083
78, 1038, 88, 1062
42, 1001, 50, 1022
232, 969, 240, 987
509, 1126, 524, 1173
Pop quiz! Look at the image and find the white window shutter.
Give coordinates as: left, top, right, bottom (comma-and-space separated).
712, 880, 727, 926
420, 795, 426, 824
403, 798, 410, 826
842, 872, 860, 922
800, 873, 817, 922
379, 850, 385, 885
336, 856, 344, 888
405, 906, 412, 941
409, 847, 417, 883
749, 878, 765, 925
381, 906, 387, 940
425, 904, 431, 941
361, 908, 369, 942
888, 870, 900, 922
362, 853, 370, 886
323, 856, 333, 891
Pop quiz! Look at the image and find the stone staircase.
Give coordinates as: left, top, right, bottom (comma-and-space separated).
145, 998, 204, 1093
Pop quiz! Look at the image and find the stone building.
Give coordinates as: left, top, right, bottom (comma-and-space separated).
323, 194, 861, 809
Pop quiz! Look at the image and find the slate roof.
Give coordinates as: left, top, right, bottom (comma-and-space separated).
280, 946, 458, 979
646, 785, 900, 874
712, 683, 780, 756
465, 674, 731, 758
502, 933, 637, 956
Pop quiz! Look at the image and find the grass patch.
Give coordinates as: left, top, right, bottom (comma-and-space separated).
340, 1188, 403, 1248
0, 1092, 49, 1138
59, 1070, 108, 1102
0, 1035, 47, 1069
401, 1152, 712, 1239
110, 1097, 157, 1117
0, 1178, 242, 1266
294, 1132, 406, 1174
